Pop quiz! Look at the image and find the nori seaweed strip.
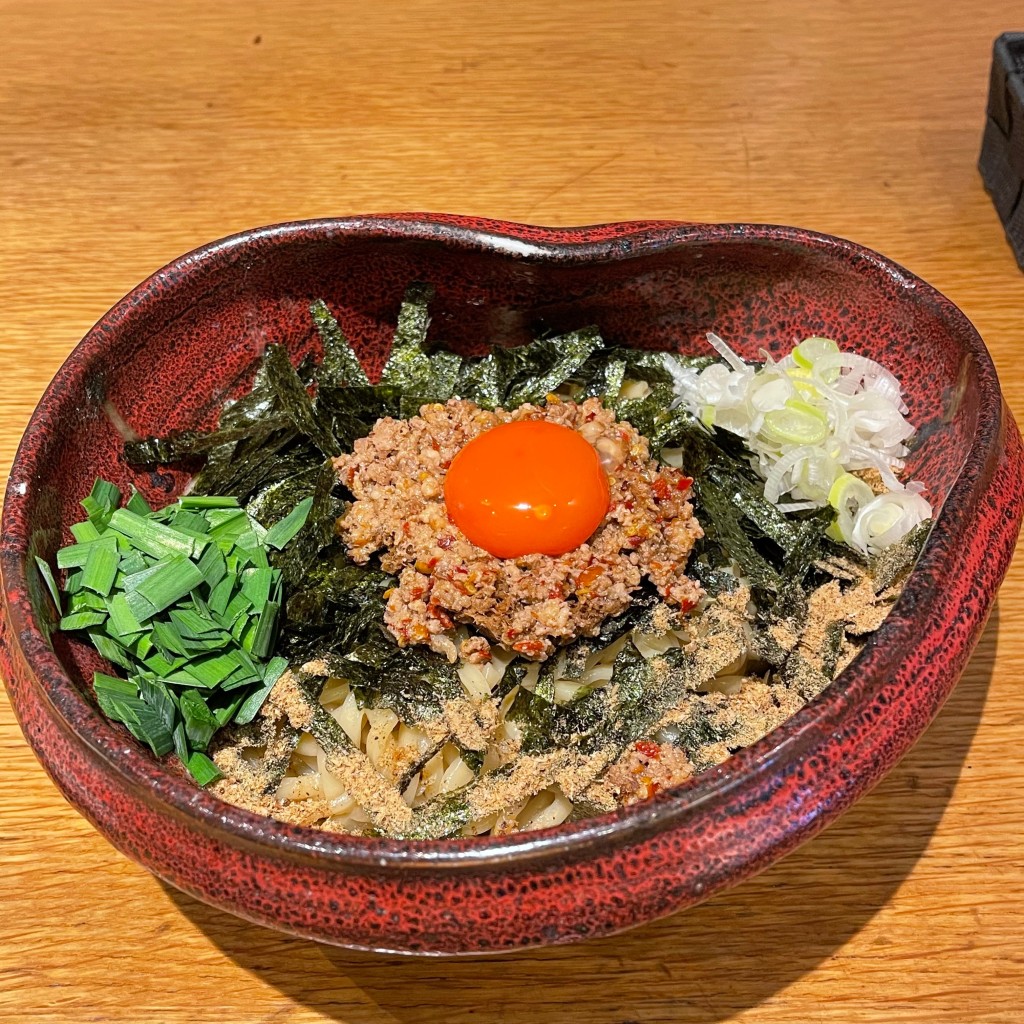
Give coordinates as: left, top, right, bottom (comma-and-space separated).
245, 464, 323, 530
125, 358, 286, 467
869, 519, 932, 594
603, 643, 686, 748
505, 327, 604, 406
218, 363, 278, 430
658, 415, 838, 597
509, 686, 611, 755
318, 384, 404, 451
707, 463, 829, 571
648, 407, 707, 453
394, 737, 450, 795
221, 714, 300, 796
455, 352, 505, 409
354, 670, 454, 723
452, 328, 604, 410
621, 348, 716, 382
560, 645, 592, 681
456, 746, 485, 774
489, 339, 555, 401
379, 646, 461, 698
401, 788, 476, 839
573, 347, 714, 394
263, 344, 341, 458
493, 660, 528, 701
284, 555, 463, 719
534, 658, 558, 704
307, 702, 356, 757
695, 475, 783, 595
395, 351, 464, 418
598, 358, 627, 402
260, 717, 301, 795
401, 753, 562, 840
282, 600, 390, 665
688, 559, 742, 596
352, 646, 479, 790
655, 703, 733, 761
124, 430, 206, 467
124, 415, 292, 468
819, 620, 847, 680
782, 507, 836, 579
782, 653, 832, 702
198, 431, 311, 505
282, 549, 394, 650
568, 646, 738, 797
380, 283, 443, 393
310, 299, 370, 389
286, 666, 355, 757
612, 382, 678, 438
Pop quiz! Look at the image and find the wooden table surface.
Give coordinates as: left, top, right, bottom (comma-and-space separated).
2, 2, 1023, 1021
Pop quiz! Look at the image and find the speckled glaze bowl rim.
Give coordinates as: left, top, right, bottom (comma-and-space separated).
0, 214, 1004, 872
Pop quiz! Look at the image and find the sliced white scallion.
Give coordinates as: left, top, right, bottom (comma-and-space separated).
760, 401, 830, 447
849, 490, 933, 556
664, 333, 933, 554
793, 335, 840, 371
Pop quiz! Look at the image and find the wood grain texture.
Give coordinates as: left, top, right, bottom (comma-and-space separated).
2, 1, 1022, 1020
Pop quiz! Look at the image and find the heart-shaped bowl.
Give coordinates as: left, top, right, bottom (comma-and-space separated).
2, 215, 1021, 955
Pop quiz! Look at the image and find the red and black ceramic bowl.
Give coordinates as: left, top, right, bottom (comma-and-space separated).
1, 215, 1021, 955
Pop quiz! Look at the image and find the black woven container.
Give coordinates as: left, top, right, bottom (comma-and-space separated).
979, 32, 1024, 268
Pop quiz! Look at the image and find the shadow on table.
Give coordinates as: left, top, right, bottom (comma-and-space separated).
164, 607, 999, 1024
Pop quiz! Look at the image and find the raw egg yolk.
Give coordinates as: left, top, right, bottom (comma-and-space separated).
444, 420, 610, 559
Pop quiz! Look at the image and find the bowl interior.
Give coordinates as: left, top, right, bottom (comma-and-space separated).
11, 219, 981, 794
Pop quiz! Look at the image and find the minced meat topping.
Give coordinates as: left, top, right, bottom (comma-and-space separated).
332, 396, 703, 662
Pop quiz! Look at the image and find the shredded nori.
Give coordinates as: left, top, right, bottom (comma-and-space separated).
380, 283, 441, 392
504, 328, 605, 406
869, 519, 931, 594
656, 704, 733, 761
310, 299, 370, 390
510, 685, 612, 756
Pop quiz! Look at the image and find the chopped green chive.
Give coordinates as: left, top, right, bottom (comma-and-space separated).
133, 555, 205, 615
68, 590, 107, 613
235, 656, 287, 725
70, 519, 103, 544
240, 566, 274, 609
263, 495, 314, 550
249, 599, 279, 659
207, 576, 235, 616
125, 487, 153, 516
106, 593, 145, 638
34, 556, 62, 611
80, 535, 119, 596
88, 633, 135, 671
53, 480, 309, 785
59, 609, 108, 631
196, 544, 227, 589
179, 495, 240, 509
87, 478, 122, 513
186, 751, 223, 786
108, 507, 198, 559
179, 689, 219, 749
57, 541, 97, 570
